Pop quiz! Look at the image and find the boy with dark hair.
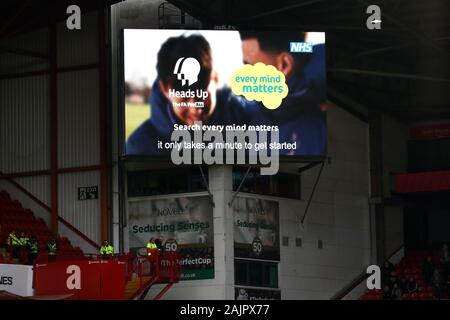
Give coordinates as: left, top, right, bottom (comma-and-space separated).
126, 34, 249, 155
239, 31, 309, 77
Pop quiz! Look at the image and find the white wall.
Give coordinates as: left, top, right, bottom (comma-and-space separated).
381, 115, 408, 198
279, 105, 371, 299
58, 222, 100, 254
58, 171, 101, 244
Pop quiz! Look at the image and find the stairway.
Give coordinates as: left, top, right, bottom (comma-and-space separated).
360, 250, 441, 300
124, 276, 154, 300
0, 190, 84, 263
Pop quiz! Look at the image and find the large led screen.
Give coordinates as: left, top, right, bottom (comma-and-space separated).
123, 30, 327, 159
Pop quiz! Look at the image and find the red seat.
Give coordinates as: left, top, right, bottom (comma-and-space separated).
1, 190, 83, 263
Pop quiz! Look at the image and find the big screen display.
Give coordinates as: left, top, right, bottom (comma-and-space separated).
123, 29, 326, 159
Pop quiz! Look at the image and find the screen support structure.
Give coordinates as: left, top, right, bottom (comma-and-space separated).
299, 160, 326, 225
228, 166, 252, 208
198, 165, 215, 208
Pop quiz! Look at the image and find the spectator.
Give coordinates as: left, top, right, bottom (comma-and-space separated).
100, 240, 114, 259
18, 231, 29, 262
391, 283, 403, 300
445, 272, 450, 298
7, 230, 21, 258
146, 238, 157, 256
27, 236, 39, 265
405, 277, 418, 294
381, 261, 395, 285
146, 238, 159, 273
236, 288, 249, 300
154, 238, 163, 251
432, 269, 444, 300
441, 244, 449, 264
382, 284, 393, 300
388, 271, 400, 288
397, 276, 407, 293
440, 244, 450, 280
18, 231, 29, 248
422, 256, 434, 286
47, 236, 57, 263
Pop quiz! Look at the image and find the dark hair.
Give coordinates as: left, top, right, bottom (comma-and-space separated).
239, 31, 308, 70
157, 34, 212, 91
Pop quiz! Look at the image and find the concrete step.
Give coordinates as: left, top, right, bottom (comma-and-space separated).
125, 276, 153, 299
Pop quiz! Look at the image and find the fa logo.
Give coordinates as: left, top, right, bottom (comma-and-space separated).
173, 57, 201, 86
366, 5, 382, 30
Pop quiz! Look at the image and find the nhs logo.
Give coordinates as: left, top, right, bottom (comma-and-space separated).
290, 42, 313, 53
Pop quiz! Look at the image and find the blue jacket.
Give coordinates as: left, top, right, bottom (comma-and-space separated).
126, 44, 326, 157
243, 44, 327, 156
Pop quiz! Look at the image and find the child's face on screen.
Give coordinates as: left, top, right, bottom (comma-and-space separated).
160, 70, 218, 125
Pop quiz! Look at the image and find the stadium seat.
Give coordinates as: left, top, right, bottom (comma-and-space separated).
1, 190, 86, 265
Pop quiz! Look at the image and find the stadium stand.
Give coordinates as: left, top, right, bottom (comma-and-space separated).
0, 190, 84, 264
359, 250, 442, 300
1, 190, 181, 299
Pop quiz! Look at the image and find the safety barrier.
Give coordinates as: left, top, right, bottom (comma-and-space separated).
2, 243, 29, 264
34, 258, 126, 299
2, 248, 181, 299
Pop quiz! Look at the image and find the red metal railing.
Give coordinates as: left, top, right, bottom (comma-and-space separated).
86, 251, 181, 299
158, 251, 181, 283
61, 250, 181, 284
1, 246, 181, 300
4, 242, 28, 264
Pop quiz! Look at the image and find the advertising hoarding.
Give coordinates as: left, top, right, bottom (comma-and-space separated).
233, 197, 280, 261
128, 195, 214, 280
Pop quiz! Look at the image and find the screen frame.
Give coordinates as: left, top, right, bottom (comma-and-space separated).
118, 28, 328, 164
